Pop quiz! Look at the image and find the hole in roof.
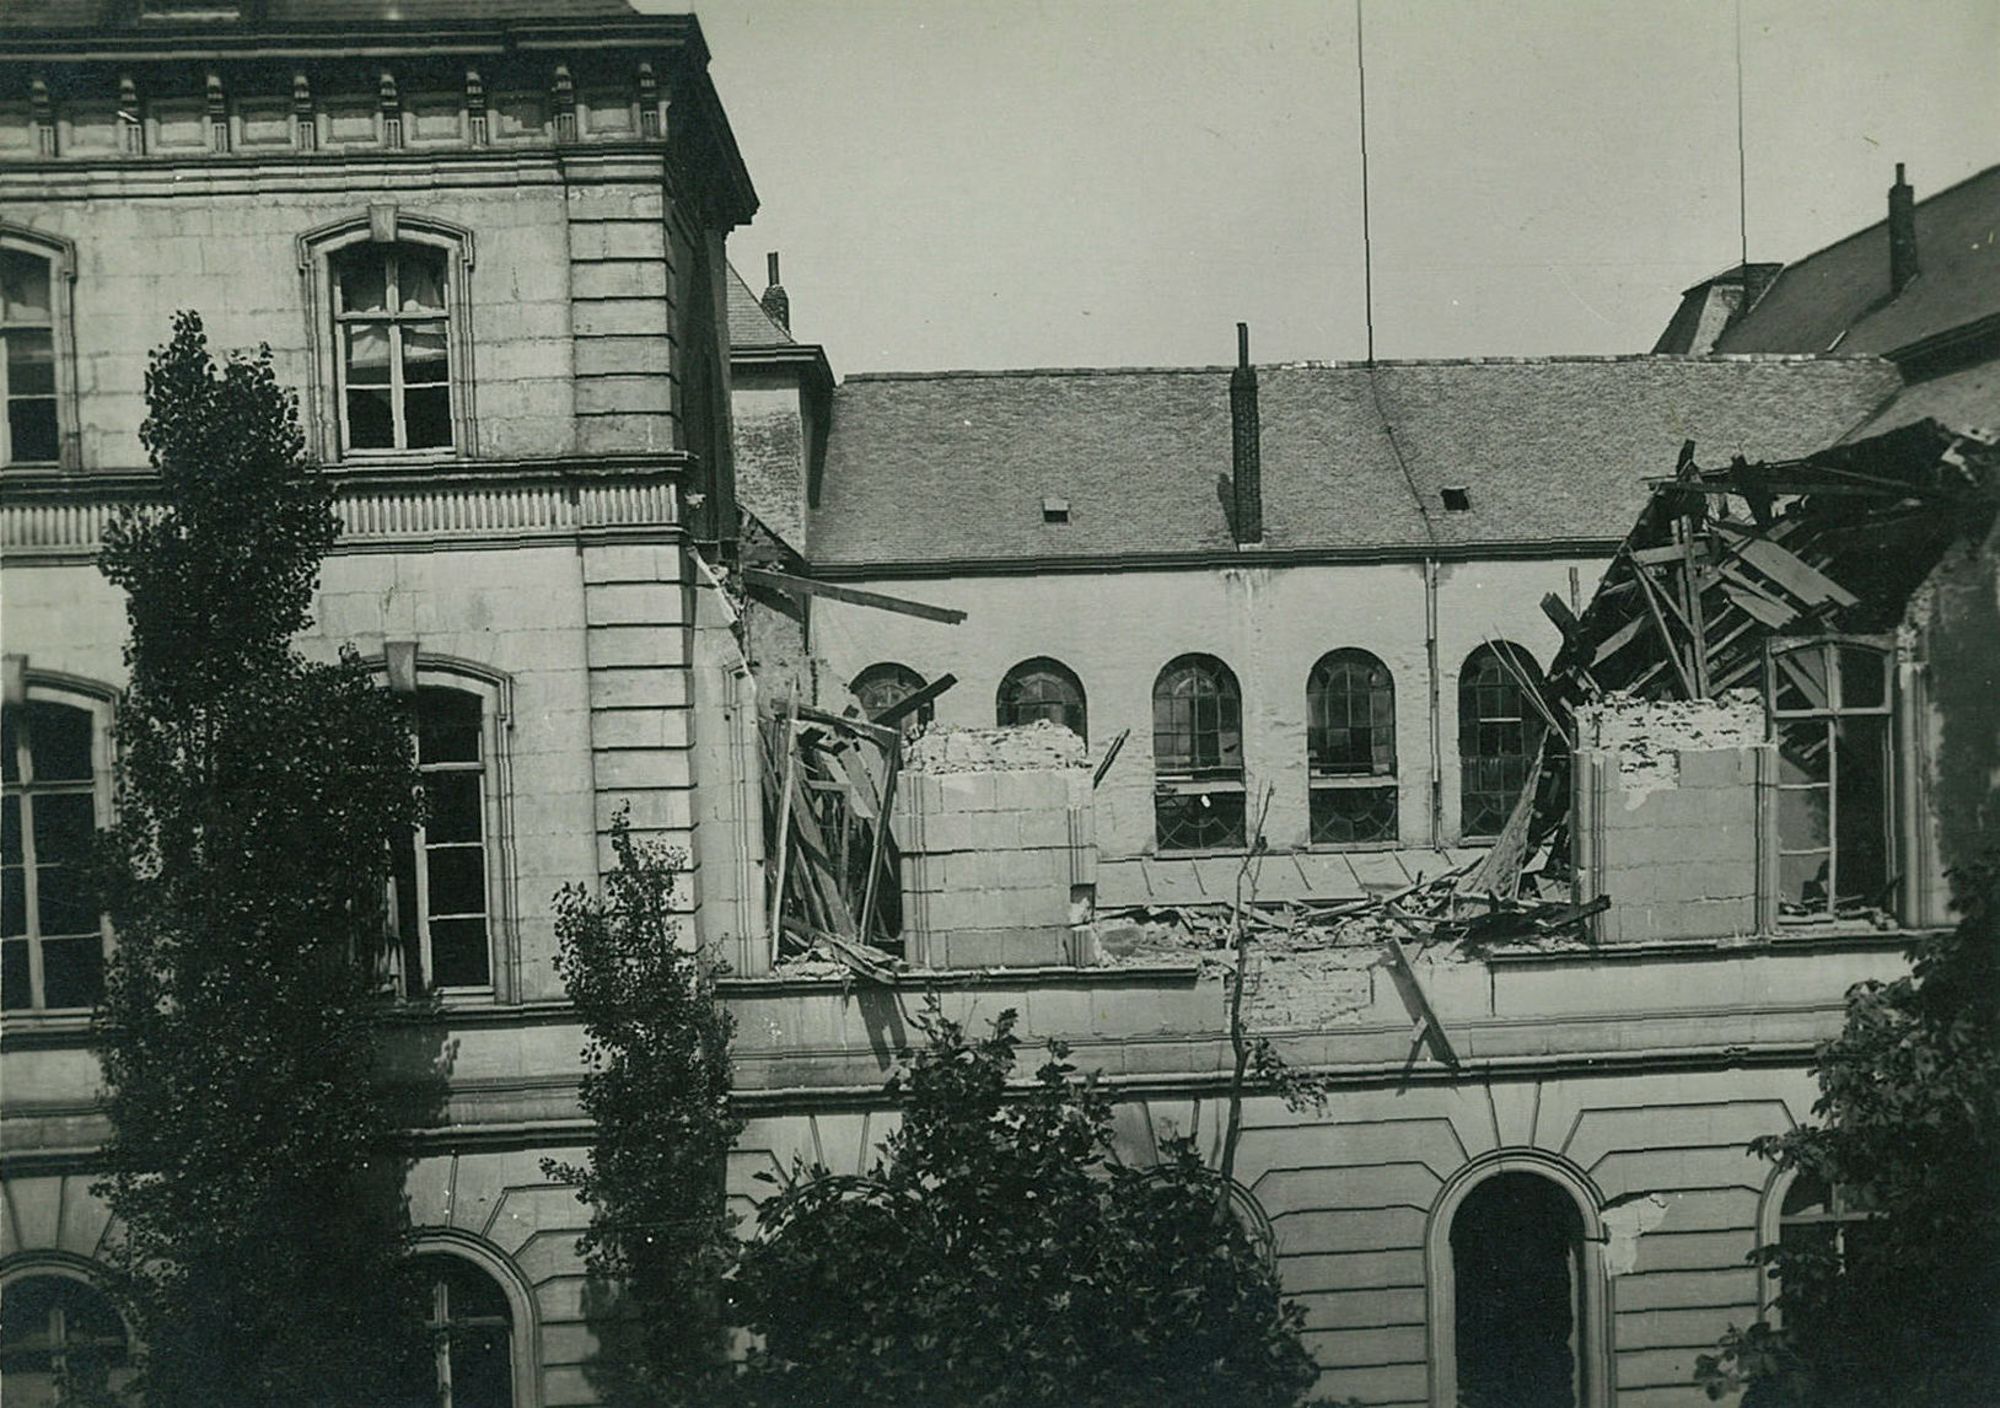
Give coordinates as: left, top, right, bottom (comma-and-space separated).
1441, 486, 1472, 512
1042, 495, 1071, 524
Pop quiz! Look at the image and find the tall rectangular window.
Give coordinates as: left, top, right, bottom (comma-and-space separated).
392, 688, 491, 991
2, 701, 106, 1011
334, 243, 453, 453
1308, 649, 1398, 844
1, 247, 60, 466
1771, 640, 1893, 921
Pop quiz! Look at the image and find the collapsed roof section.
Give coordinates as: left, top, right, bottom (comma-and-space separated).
1510, 416, 2000, 899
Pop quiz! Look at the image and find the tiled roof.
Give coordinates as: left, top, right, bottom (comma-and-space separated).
1715, 164, 2000, 356
726, 263, 794, 350
809, 356, 1903, 569
2, 0, 635, 27
1844, 360, 2000, 442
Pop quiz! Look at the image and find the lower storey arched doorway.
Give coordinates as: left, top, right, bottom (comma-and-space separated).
1450, 1172, 1586, 1408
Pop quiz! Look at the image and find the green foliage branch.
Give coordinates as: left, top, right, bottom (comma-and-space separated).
732, 1003, 1321, 1408
1696, 862, 2000, 1407
542, 816, 743, 1407
91, 312, 432, 1406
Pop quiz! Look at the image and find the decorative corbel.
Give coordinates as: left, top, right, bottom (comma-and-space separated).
293, 71, 316, 151
30, 75, 56, 157
379, 69, 402, 149
205, 70, 229, 152
637, 61, 660, 138
465, 67, 488, 146
119, 73, 145, 154
551, 63, 576, 142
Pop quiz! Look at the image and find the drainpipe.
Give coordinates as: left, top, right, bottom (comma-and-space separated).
1425, 557, 1443, 847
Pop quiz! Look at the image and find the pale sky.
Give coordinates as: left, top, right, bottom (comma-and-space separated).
649, 0, 1999, 374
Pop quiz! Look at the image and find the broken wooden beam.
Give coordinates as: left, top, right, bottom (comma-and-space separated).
742, 567, 969, 624
871, 672, 957, 728
1092, 727, 1131, 787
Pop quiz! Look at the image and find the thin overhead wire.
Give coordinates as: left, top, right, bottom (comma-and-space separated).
1735, 0, 1749, 271
1355, 0, 1376, 365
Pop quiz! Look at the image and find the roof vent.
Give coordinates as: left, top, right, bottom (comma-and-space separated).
1042, 496, 1071, 524
1441, 486, 1472, 512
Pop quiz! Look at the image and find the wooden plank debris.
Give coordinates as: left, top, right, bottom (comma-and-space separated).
742, 567, 969, 624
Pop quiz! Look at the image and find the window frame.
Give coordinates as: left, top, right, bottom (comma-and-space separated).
851, 662, 931, 737
0, 227, 79, 472
371, 657, 515, 1005
1151, 653, 1247, 853
1766, 635, 1897, 925
1306, 648, 1399, 848
1757, 1167, 1881, 1327
2, 677, 115, 1018
405, 1235, 541, 1408
1424, 1151, 1613, 1408
297, 213, 477, 465
1457, 641, 1545, 843
0, 1262, 137, 1404
995, 656, 1087, 742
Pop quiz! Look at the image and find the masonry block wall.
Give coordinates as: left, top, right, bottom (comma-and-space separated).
893, 760, 1095, 969
1573, 693, 1773, 944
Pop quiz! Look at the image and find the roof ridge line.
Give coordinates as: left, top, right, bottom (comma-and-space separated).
840, 352, 1894, 383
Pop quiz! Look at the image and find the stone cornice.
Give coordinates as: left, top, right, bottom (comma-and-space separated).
0, 455, 689, 563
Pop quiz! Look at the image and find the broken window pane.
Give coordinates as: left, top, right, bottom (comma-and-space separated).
1834, 716, 1890, 909
1772, 645, 1829, 713
1839, 646, 1887, 710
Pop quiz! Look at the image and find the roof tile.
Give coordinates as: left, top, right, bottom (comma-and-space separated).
811, 356, 1903, 568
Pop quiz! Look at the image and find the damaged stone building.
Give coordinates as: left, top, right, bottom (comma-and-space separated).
2, 0, 1996, 1400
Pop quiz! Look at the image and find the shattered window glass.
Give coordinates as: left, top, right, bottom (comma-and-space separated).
1772, 641, 1894, 921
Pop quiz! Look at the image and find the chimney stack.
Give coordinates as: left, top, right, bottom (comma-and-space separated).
1230, 322, 1263, 545
1888, 162, 1920, 297
760, 251, 790, 333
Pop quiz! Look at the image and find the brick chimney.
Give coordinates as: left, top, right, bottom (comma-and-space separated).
1230, 322, 1263, 545
760, 251, 790, 333
1888, 162, 1920, 297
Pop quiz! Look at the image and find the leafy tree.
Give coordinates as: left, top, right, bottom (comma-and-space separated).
542, 817, 742, 1406
1697, 862, 2000, 1407
733, 1005, 1322, 1408
92, 312, 433, 1406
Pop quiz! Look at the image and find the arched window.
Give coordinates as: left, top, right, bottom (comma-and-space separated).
1, 228, 76, 468
390, 687, 497, 994
996, 657, 1086, 740
1307, 649, 1397, 844
1450, 1173, 1585, 1408
1771, 1173, 1880, 1333
1151, 654, 1245, 851
1769, 639, 1894, 921
3, 694, 110, 1012
0, 1273, 133, 1404
851, 662, 931, 738
1458, 643, 1544, 840
393, 1255, 517, 1408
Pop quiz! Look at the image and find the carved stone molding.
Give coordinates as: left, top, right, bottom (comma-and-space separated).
0, 457, 688, 564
